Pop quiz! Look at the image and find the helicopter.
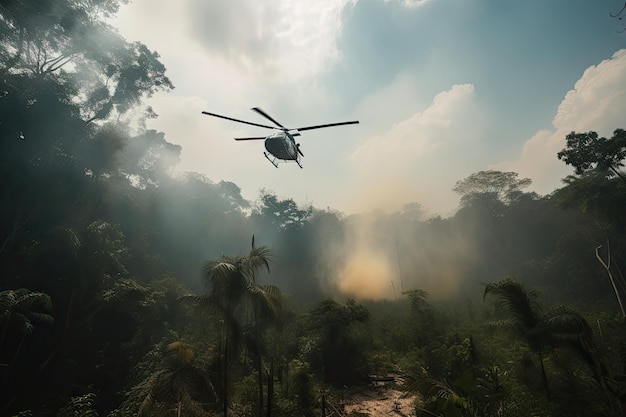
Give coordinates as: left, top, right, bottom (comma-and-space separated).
201, 107, 359, 168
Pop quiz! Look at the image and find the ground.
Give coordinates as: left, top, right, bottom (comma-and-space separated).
327, 380, 420, 417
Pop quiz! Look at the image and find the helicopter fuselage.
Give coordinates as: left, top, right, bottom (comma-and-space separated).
264, 131, 298, 161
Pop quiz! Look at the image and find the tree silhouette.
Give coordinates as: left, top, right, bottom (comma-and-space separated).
558, 129, 626, 181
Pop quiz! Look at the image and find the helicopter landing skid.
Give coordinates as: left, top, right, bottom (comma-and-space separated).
264, 152, 279, 168
264, 152, 303, 168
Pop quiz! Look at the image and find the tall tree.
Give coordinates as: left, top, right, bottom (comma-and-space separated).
556, 130, 626, 313
557, 129, 626, 181
182, 237, 279, 417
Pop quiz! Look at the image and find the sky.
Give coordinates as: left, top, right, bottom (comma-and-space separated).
111, 0, 626, 218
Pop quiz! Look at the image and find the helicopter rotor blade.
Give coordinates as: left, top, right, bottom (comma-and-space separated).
234, 137, 267, 141
251, 107, 286, 129
202, 111, 278, 130
296, 120, 359, 132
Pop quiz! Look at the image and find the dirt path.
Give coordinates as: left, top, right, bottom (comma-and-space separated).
331, 383, 419, 417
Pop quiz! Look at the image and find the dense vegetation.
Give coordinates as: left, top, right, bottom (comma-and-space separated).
2, 1, 626, 416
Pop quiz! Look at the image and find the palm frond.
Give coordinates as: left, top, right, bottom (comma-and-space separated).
178, 388, 214, 417
166, 342, 195, 366
484, 279, 542, 334
202, 260, 238, 282
137, 369, 165, 416
136, 345, 217, 417
529, 306, 595, 361
57, 393, 98, 417
246, 285, 280, 322
0, 289, 54, 334
247, 245, 275, 276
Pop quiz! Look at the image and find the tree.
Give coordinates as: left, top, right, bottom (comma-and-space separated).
119, 130, 182, 188
306, 298, 370, 385
483, 279, 609, 407
252, 190, 312, 232
0, 0, 173, 122
554, 172, 626, 314
557, 129, 626, 181
453, 170, 532, 208
182, 237, 279, 417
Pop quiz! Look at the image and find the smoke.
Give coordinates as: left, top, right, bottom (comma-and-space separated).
335, 215, 396, 300
328, 210, 472, 302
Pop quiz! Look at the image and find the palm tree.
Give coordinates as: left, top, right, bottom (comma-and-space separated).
130, 341, 216, 417
182, 236, 279, 417
483, 279, 594, 402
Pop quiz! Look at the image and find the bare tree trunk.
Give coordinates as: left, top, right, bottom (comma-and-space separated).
596, 244, 625, 317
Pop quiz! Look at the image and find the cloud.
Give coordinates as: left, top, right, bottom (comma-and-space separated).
346, 83, 482, 215
384, 0, 431, 7
493, 49, 626, 195
553, 49, 626, 133
185, 0, 357, 82
352, 83, 476, 166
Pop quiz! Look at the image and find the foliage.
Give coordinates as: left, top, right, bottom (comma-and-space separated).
453, 170, 532, 208
417, 367, 516, 417
304, 298, 371, 385
558, 129, 626, 180
483, 279, 621, 414
0, 288, 54, 336
252, 190, 313, 232
57, 393, 99, 417
180, 237, 281, 417
0, 0, 173, 122
113, 342, 216, 417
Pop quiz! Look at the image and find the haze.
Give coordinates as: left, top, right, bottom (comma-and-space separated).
111, 0, 626, 217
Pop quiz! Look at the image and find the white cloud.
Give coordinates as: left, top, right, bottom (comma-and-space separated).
493, 49, 626, 195
554, 49, 626, 133
346, 83, 483, 215
112, 0, 357, 85
351, 83, 476, 166
185, 0, 357, 82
